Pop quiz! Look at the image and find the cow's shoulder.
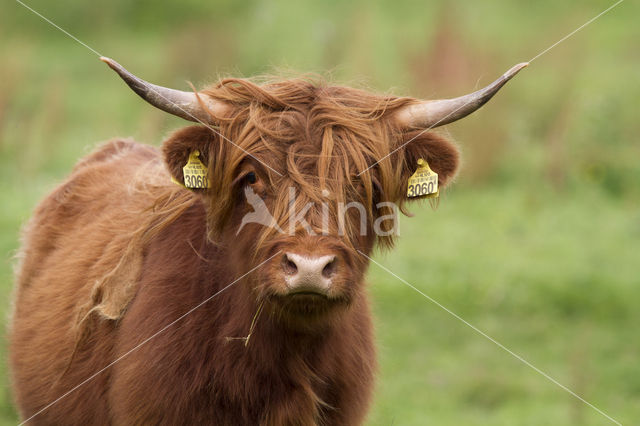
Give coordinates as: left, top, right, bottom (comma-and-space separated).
16, 139, 176, 293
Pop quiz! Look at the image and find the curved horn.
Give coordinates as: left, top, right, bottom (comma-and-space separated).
100, 57, 227, 124
395, 62, 528, 128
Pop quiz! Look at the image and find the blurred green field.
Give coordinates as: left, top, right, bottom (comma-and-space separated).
1, 0, 639, 424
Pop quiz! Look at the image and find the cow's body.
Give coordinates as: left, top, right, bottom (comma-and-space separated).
10, 140, 374, 425
9, 58, 524, 424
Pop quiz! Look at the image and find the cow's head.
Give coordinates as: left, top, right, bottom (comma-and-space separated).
102, 57, 526, 328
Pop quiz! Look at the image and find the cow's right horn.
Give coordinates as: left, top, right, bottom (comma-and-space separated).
100, 57, 227, 124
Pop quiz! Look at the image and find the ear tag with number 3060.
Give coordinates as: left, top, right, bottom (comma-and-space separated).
407, 158, 438, 198
182, 150, 210, 189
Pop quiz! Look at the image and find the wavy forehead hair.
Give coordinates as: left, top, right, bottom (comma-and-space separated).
163, 75, 460, 250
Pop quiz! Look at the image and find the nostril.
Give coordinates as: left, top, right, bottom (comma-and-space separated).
282, 254, 298, 275
283, 253, 338, 287
322, 257, 337, 278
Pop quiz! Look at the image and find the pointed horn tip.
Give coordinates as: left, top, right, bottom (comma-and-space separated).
504, 62, 529, 79
99, 56, 121, 71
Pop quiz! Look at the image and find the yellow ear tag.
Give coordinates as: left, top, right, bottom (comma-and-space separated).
407, 158, 438, 198
182, 150, 210, 189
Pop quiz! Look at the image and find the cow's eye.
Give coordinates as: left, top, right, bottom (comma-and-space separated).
372, 180, 383, 203
246, 171, 258, 184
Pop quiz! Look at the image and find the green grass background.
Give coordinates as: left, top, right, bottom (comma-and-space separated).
1, 0, 639, 424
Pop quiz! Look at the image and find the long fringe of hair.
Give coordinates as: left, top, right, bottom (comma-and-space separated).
199, 76, 418, 251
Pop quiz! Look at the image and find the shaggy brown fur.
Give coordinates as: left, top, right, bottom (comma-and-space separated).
9, 77, 459, 425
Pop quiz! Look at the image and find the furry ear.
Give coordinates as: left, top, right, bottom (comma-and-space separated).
394, 130, 461, 201
162, 125, 219, 192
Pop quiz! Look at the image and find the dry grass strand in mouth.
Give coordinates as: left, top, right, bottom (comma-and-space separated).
225, 300, 265, 347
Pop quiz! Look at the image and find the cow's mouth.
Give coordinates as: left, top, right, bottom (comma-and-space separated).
272, 289, 334, 303
265, 286, 348, 320
288, 289, 329, 298
291, 292, 326, 297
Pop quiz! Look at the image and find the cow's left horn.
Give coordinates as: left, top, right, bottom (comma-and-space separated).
100, 57, 227, 124
395, 62, 528, 129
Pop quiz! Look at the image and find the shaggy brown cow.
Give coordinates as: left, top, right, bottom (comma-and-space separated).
9, 58, 526, 425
